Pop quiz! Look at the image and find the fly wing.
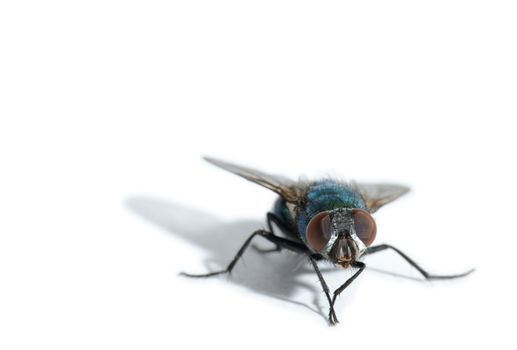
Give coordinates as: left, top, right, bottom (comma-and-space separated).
204, 157, 301, 203
352, 182, 410, 213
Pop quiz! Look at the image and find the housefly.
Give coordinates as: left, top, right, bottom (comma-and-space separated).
181, 157, 474, 325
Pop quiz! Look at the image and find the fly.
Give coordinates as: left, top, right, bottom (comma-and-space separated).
181, 157, 474, 325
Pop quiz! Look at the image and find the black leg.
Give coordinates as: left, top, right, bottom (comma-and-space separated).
309, 256, 338, 325
181, 229, 309, 278
253, 213, 295, 254
329, 261, 366, 324
266, 212, 295, 236
263, 231, 309, 253
367, 244, 475, 280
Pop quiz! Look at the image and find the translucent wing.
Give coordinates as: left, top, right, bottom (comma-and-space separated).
204, 157, 301, 202
352, 182, 410, 213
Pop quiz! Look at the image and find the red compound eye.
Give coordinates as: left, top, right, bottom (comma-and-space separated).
352, 209, 377, 246
306, 211, 332, 252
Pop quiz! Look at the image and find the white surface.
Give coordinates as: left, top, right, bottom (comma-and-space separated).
1, 1, 515, 349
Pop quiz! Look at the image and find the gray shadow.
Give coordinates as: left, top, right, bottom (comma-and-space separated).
366, 267, 424, 282
125, 195, 328, 321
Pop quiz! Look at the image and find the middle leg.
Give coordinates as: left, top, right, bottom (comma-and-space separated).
181, 229, 308, 278
253, 212, 296, 254
367, 244, 474, 280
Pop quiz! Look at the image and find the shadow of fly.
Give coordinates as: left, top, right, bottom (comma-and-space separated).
181, 157, 474, 325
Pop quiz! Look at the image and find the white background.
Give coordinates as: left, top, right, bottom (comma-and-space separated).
1, 1, 515, 349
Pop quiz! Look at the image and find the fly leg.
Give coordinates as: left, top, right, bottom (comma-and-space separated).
180, 230, 308, 278
329, 261, 366, 325
309, 256, 339, 325
253, 213, 295, 254
367, 244, 475, 280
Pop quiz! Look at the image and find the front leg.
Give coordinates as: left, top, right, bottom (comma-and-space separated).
329, 261, 366, 323
367, 244, 475, 280
309, 256, 339, 325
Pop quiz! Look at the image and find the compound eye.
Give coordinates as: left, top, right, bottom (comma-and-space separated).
352, 209, 377, 246
306, 211, 332, 252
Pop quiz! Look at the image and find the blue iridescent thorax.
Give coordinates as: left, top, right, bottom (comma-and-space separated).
273, 179, 367, 243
